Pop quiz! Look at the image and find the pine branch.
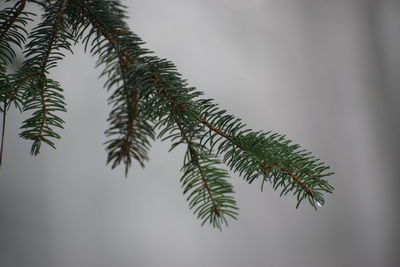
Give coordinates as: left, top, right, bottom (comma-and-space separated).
71, 0, 155, 173
178, 122, 238, 229
0, 0, 32, 66
38, 1, 69, 72
190, 98, 334, 207
0, 0, 27, 44
18, 0, 72, 155
159, 85, 238, 229
0, 0, 335, 229
0, 1, 33, 165
0, 0, 33, 104
196, 115, 316, 191
135, 57, 333, 209
66, 0, 333, 213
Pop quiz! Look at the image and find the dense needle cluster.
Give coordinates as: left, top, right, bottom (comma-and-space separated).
0, 0, 334, 229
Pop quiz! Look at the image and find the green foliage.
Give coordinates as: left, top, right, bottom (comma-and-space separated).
0, 0, 334, 229
0, 0, 31, 107
0, 0, 31, 66
69, 0, 156, 175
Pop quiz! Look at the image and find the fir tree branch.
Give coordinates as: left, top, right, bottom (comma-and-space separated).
8, 71, 41, 107
0, 0, 27, 43
39, 0, 69, 73
74, 0, 137, 66
67, 0, 332, 210
146, 65, 330, 208
164, 88, 227, 223
120, 89, 141, 170
33, 0, 66, 144
113, 26, 141, 175
196, 114, 315, 195
178, 123, 222, 218
0, 0, 335, 228
19, 0, 70, 154
73, 0, 155, 172
0, 2, 36, 162
161, 90, 238, 228
0, 0, 33, 67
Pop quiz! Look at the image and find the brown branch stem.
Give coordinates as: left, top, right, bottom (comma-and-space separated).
0, 101, 6, 166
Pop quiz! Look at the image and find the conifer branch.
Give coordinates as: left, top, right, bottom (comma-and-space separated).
74, 0, 155, 173
0, 0, 33, 164
8, 71, 41, 107
0, 0, 334, 228
39, 0, 69, 72
159, 85, 238, 228
19, 0, 70, 154
196, 115, 315, 195
147, 69, 330, 208
0, 0, 26, 43
69, 0, 333, 212
177, 122, 224, 224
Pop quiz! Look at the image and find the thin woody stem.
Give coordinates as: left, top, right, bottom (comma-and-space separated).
0, 101, 6, 166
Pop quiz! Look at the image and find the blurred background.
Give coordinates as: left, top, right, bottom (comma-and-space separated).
1, 0, 399, 266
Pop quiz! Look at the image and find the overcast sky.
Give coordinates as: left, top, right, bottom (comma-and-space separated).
1, 0, 399, 266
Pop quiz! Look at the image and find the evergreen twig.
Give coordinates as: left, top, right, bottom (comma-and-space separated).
0, 0, 334, 229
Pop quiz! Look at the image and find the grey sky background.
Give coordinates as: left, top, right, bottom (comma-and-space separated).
1, 0, 399, 266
